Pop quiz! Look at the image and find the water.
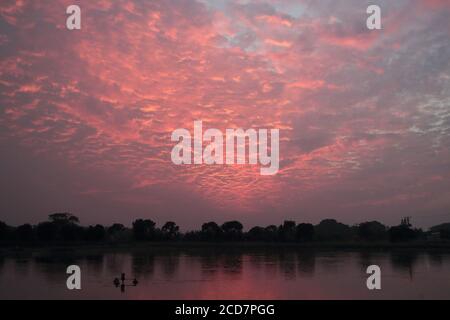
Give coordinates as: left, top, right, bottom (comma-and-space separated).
1, 247, 450, 299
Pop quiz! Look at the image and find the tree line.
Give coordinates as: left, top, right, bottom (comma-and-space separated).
0, 213, 449, 245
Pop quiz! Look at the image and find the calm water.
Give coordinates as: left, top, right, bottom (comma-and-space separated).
1, 247, 450, 300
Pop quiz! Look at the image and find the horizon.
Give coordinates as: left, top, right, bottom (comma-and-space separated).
1, 212, 449, 232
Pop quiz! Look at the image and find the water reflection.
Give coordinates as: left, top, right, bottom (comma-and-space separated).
199, 251, 221, 277
0, 255, 4, 272
428, 252, 445, 267
221, 252, 243, 278
105, 253, 127, 275
132, 253, 155, 279
278, 251, 296, 280
85, 254, 104, 275
297, 251, 316, 276
161, 253, 180, 279
389, 251, 420, 279
34, 253, 77, 283
0, 248, 449, 299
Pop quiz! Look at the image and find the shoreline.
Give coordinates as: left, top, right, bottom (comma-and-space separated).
2, 240, 450, 254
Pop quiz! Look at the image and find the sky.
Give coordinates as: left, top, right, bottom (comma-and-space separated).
0, 0, 449, 230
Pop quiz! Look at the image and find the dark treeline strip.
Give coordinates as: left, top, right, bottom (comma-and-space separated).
1, 213, 450, 245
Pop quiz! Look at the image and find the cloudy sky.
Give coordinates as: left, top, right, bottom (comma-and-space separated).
0, 0, 449, 229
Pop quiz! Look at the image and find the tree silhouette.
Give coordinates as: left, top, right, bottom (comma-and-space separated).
247, 226, 265, 241
107, 223, 128, 242
84, 225, 106, 241
15, 224, 34, 242
358, 221, 387, 241
0, 221, 10, 241
264, 225, 278, 241
221, 221, 243, 240
0, 214, 446, 246
132, 219, 156, 241
315, 219, 353, 241
296, 223, 314, 242
36, 222, 58, 242
48, 213, 80, 224
201, 222, 222, 241
279, 221, 296, 242
162, 221, 180, 240
60, 223, 84, 241
108, 223, 125, 234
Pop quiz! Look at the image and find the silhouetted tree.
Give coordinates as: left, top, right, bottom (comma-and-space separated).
132, 219, 156, 241
279, 220, 296, 242
296, 223, 314, 242
162, 221, 180, 240
36, 222, 58, 242
358, 221, 387, 241
5, 214, 449, 246
247, 226, 265, 241
84, 225, 106, 241
184, 230, 202, 241
0, 221, 11, 241
264, 225, 278, 241
315, 219, 353, 241
37, 213, 82, 242
60, 223, 84, 241
221, 221, 243, 241
107, 223, 130, 242
15, 224, 34, 242
48, 213, 79, 224
108, 223, 125, 235
201, 222, 223, 241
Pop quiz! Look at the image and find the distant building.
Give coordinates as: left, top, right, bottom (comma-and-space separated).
426, 232, 441, 241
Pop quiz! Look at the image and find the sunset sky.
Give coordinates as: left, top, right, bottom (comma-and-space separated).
0, 0, 449, 229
